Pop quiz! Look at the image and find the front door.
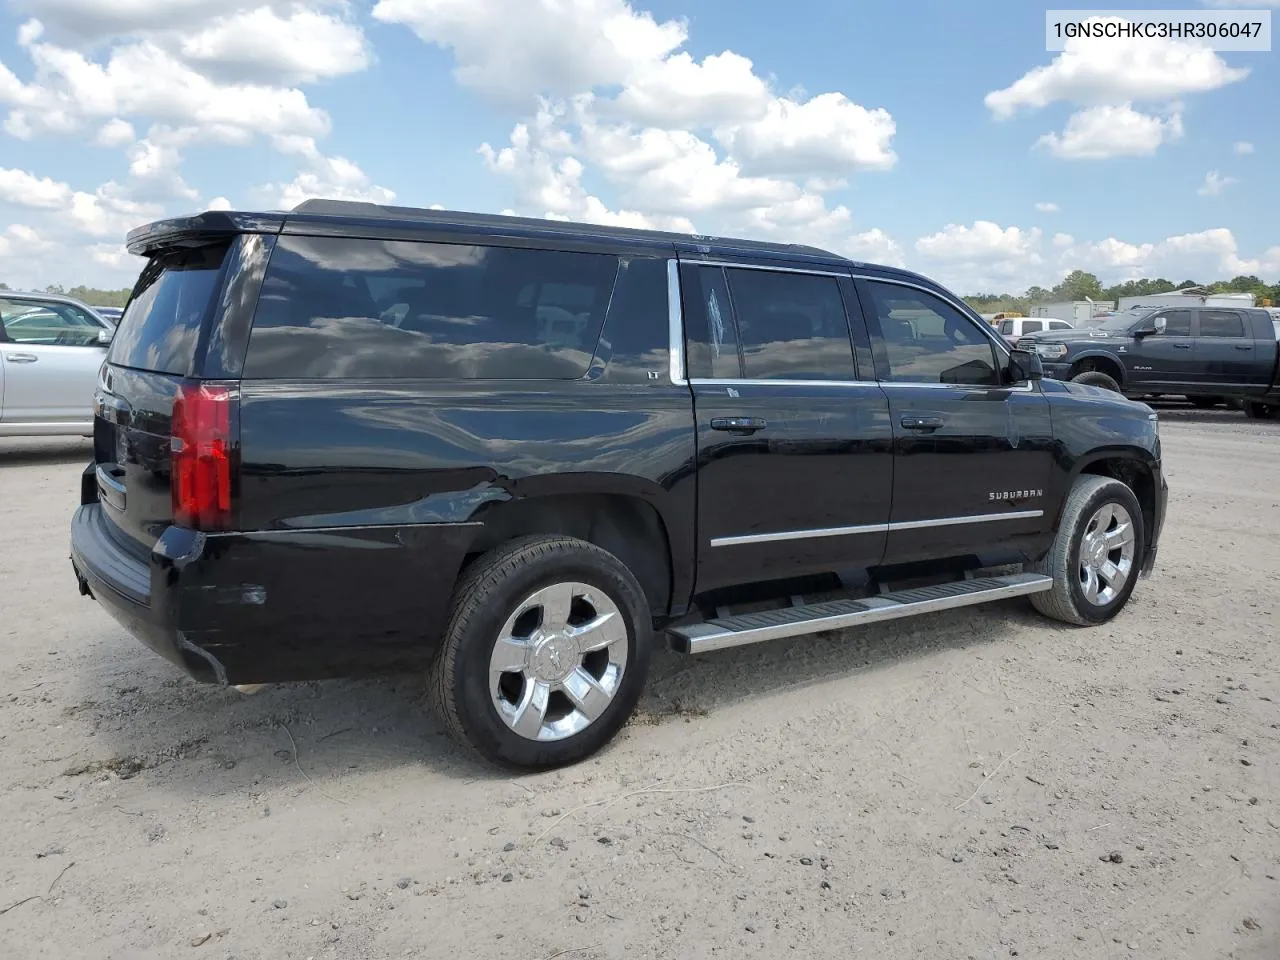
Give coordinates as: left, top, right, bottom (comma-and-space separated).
0, 297, 108, 423
1194, 309, 1258, 388
682, 261, 894, 594
1119, 308, 1194, 390
854, 278, 1055, 567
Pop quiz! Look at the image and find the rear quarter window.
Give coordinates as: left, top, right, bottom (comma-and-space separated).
242, 236, 620, 380
108, 245, 227, 375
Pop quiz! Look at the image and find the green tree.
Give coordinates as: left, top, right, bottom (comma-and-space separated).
1051, 270, 1103, 301
1025, 285, 1050, 303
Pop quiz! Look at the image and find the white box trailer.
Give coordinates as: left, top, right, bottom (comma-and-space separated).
1029, 301, 1115, 324
1117, 292, 1256, 311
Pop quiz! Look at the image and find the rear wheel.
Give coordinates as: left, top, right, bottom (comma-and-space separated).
432, 535, 652, 769
1031, 475, 1145, 626
1071, 370, 1122, 394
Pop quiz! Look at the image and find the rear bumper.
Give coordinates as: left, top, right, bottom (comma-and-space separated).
71, 501, 479, 685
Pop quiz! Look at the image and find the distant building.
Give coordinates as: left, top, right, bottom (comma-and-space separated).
1028, 300, 1115, 325
1116, 288, 1256, 312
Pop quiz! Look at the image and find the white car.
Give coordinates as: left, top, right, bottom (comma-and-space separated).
0, 292, 115, 438
995, 316, 1074, 346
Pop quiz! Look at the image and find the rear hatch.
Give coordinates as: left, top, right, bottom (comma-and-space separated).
93, 243, 233, 556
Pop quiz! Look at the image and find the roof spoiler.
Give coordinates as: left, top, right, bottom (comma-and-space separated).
126, 211, 286, 257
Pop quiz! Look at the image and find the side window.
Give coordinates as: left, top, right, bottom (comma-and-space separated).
997, 320, 1013, 335
0, 298, 103, 346
591, 257, 670, 384
682, 265, 740, 379
723, 268, 855, 381
1199, 310, 1245, 338
243, 236, 619, 379
1022, 320, 1044, 333
1049, 320, 1072, 330
1152, 310, 1191, 336
863, 281, 1000, 386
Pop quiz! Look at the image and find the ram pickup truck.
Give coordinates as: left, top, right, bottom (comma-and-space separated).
1018, 305, 1280, 418
70, 201, 1168, 769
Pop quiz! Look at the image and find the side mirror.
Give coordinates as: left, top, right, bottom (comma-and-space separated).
1135, 316, 1164, 338
97, 328, 114, 346
1008, 348, 1043, 384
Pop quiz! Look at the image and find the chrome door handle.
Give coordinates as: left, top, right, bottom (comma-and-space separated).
711, 416, 767, 434
4, 352, 38, 363
1173, 343, 1191, 350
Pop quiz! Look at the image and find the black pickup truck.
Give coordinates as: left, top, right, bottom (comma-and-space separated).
1017, 305, 1280, 418
70, 201, 1167, 769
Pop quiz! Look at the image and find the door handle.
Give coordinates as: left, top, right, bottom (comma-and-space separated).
901, 416, 945, 431
1234, 344, 1253, 351
4, 352, 38, 363
710, 416, 767, 434
1173, 343, 1191, 350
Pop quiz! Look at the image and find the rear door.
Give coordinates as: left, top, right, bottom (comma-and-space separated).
0, 298, 109, 424
92, 243, 230, 551
1194, 309, 1257, 388
684, 260, 893, 594
855, 277, 1054, 567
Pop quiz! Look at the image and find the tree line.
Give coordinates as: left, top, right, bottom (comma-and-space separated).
0, 281, 133, 307
964, 271, 1279, 314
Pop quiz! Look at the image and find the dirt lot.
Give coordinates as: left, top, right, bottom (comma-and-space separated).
2, 407, 1278, 960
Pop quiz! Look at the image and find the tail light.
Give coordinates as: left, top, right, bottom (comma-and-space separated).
171, 382, 238, 531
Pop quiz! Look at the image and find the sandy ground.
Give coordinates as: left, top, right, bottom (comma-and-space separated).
1, 406, 1279, 960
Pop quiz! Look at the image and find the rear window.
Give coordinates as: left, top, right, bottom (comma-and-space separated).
108, 245, 226, 375
241, 236, 620, 380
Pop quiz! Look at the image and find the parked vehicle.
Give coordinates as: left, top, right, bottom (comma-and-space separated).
1, 291, 114, 437
1029, 300, 1115, 326
71, 201, 1168, 769
1018, 305, 1280, 417
996, 316, 1073, 347
92, 306, 124, 324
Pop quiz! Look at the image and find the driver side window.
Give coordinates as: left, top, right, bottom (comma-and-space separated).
863, 281, 999, 386
1151, 309, 1191, 337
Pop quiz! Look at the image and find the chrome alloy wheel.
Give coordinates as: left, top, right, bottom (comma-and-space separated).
488, 582, 629, 742
1078, 501, 1136, 606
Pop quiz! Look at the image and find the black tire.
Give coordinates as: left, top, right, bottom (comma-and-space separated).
1244, 401, 1278, 420
431, 535, 652, 769
1188, 396, 1222, 409
1030, 475, 1145, 626
1071, 370, 1122, 393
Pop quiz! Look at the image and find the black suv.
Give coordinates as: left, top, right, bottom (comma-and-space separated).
71, 200, 1167, 769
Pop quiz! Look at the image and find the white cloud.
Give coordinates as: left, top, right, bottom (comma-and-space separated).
0, 223, 56, 258
259, 135, 396, 208
985, 20, 1248, 119
1035, 104, 1183, 160
1197, 170, 1238, 197
609, 50, 769, 128
372, 0, 686, 104
178, 5, 370, 86
1053, 232, 1074, 248
207, 195, 232, 210
1233, 140, 1255, 155
840, 228, 904, 267
1035, 201, 1059, 213
11, 1, 261, 42
715, 93, 896, 177
95, 117, 135, 146
0, 166, 74, 207
86, 241, 133, 271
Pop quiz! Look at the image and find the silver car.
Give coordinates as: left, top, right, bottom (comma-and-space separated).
0, 292, 114, 438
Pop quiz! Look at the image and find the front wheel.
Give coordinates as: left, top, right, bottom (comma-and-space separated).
432, 535, 652, 769
1071, 370, 1122, 393
1030, 475, 1145, 626
1244, 401, 1278, 420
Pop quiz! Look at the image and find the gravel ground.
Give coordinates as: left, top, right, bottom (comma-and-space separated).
1, 405, 1278, 960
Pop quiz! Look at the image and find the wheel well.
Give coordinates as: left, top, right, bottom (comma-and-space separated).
1079, 459, 1155, 543
1071, 355, 1124, 385
464, 494, 673, 617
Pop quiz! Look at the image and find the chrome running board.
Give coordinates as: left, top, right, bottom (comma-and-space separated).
667, 572, 1052, 654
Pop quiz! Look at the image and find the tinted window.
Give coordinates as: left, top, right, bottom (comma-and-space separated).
1152, 309, 1191, 336
591, 257, 670, 384
682, 265, 740, 379
0, 298, 103, 346
108, 245, 226, 375
997, 320, 1013, 335
243, 236, 619, 380
864, 281, 999, 386
1022, 320, 1043, 333
1049, 320, 1072, 330
724, 268, 854, 381
1199, 310, 1245, 338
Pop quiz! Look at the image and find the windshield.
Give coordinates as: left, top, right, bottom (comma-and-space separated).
1091, 310, 1147, 332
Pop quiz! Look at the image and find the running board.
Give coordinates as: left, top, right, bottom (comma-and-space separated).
667, 572, 1053, 655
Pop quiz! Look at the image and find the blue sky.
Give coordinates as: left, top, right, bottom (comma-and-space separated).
0, 0, 1276, 294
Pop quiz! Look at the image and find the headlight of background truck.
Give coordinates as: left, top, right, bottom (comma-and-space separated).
1035, 343, 1068, 360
